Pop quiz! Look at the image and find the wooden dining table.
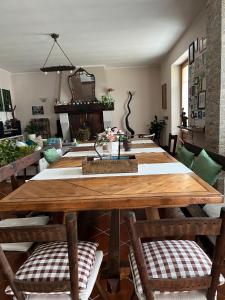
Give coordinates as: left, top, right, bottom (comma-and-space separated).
0, 140, 223, 292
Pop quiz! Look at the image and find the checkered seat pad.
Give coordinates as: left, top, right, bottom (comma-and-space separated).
6, 241, 98, 295
129, 240, 225, 296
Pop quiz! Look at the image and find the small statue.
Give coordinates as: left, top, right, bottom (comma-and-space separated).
181, 108, 188, 127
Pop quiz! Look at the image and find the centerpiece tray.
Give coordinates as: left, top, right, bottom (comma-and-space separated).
82, 155, 138, 174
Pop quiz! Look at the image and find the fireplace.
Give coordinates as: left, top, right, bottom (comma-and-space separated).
54, 103, 113, 141
54, 67, 114, 141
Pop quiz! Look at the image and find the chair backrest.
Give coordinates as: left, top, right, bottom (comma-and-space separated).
168, 133, 178, 156
0, 213, 79, 300
138, 133, 155, 140
125, 208, 225, 300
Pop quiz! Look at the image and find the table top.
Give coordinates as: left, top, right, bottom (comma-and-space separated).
0, 142, 222, 212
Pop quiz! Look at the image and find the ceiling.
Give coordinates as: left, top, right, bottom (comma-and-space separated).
0, 0, 205, 73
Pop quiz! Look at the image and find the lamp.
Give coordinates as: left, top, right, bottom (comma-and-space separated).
40, 33, 75, 74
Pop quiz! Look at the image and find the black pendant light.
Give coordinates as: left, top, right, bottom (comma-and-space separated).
40, 33, 75, 74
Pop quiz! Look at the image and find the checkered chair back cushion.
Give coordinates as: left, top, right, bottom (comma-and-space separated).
6, 241, 98, 295
130, 240, 225, 295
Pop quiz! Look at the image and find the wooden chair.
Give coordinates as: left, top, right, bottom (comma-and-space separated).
0, 215, 49, 252
125, 209, 225, 300
162, 133, 178, 156
0, 213, 108, 300
137, 133, 155, 140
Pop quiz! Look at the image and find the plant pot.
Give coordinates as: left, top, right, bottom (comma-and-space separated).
27, 134, 36, 141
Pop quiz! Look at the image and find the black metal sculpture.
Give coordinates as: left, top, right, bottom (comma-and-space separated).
125, 91, 135, 137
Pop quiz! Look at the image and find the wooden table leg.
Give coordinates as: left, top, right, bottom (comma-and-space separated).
145, 207, 160, 220
107, 209, 120, 293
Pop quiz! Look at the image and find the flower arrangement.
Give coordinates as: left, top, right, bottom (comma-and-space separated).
95, 127, 128, 159
96, 127, 125, 146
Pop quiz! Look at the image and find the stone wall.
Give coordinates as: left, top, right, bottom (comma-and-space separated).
205, 0, 225, 154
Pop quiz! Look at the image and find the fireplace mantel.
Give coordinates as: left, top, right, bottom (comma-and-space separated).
54, 103, 114, 114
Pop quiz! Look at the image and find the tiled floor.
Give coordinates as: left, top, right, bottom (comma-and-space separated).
1, 179, 225, 299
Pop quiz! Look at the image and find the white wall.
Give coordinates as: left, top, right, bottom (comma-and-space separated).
0, 68, 13, 123
105, 66, 161, 134
160, 8, 206, 141
11, 66, 161, 137
12, 72, 60, 135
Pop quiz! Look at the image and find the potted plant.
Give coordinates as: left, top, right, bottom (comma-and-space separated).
25, 121, 39, 141
149, 115, 166, 144
101, 88, 114, 109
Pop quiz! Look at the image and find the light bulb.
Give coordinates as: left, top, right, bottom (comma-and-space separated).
70, 70, 73, 74
57, 70, 60, 74
44, 71, 48, 75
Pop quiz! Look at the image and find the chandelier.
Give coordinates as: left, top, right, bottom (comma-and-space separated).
40, 33, 75, 74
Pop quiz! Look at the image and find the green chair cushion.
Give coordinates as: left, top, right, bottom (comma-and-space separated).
44, 148, 61, 164
176, 146, 195, 168
192, 149, 222, 185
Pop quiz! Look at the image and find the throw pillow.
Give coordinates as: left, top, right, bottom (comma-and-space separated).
44, 148, 61, 163
192, 149, 222, 185
176, 146, 195, 168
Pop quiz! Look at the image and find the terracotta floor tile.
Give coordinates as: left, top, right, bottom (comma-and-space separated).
94, 213, 111, 232
90, 227, 103, 239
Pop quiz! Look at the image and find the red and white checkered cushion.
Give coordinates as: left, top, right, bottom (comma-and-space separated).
130, 240, 224, 295
6, 241, 98, 295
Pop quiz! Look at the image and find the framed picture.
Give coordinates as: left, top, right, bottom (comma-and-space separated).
32, 106, 44, 115
194, 77, 199, 85
194, 38, 198, 53
189, 42, 195, 65
199, 37, 207, 53
198, 91, 206, 109
191, 85, 198, 96
2, 89, 12, 112
202, 37, 207, 51
162, 83, 167, 109
197, 110, 203, 119
0, 89, 4, 111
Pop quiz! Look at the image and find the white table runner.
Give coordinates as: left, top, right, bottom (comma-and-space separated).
75, 140, 153, 148
31, 162, 191, 181
131, 139, 153, 144
64, 147, 165, 158
76, 142, 94, 147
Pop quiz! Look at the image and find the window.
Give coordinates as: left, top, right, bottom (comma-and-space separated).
181, 61, 189, 116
